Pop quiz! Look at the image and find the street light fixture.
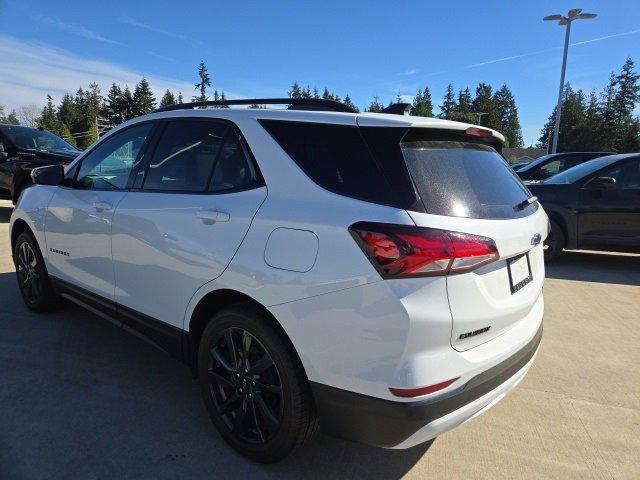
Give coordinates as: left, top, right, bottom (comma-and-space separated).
544, 8, 597, 153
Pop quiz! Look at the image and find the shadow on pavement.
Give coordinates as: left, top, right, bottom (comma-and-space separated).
546, 250, 640, 287
0, 205, 12, 223
0, 271, 429, 479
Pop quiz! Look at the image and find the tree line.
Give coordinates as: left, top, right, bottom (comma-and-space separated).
538, 57, 640, 152
1, 58, 638, 151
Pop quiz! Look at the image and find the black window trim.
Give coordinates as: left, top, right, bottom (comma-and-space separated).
66, 120, 159, 192
131, 117, 265, 195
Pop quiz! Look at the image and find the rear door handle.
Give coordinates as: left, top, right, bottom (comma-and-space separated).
196, 209, 230, 224
92, 201, 113, 212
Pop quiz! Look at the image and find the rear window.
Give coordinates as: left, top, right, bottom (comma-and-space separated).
402, 141, 536, 219
259, 120, 397, 206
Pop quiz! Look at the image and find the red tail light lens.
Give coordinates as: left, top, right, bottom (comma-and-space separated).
349, 222, 499, 278
389, 377, 459, 398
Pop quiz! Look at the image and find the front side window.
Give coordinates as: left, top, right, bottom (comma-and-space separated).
75, 123, 152, 190
143, 120, 228, 191
598, 159, 640, 189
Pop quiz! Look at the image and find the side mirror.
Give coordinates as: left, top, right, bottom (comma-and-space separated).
586, 176, 616, 190
31, 164, 64, 186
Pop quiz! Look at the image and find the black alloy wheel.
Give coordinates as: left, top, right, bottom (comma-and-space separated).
198, 306, 318, 463
207, 327, 283, 444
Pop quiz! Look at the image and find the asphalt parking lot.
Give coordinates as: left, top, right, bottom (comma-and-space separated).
0, 199, 638, 479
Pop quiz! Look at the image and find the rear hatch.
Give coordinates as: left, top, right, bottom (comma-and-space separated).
400, 131, 547, 351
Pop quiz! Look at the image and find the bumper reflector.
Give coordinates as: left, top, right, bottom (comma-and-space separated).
389, 378, 459, 398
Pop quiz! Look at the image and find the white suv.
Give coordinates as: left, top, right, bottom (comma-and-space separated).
10, 98, 546, 463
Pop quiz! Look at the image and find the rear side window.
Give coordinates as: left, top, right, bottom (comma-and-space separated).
402, 141, 536, 219
259, 120, 395, 205
144, 120, 227, 191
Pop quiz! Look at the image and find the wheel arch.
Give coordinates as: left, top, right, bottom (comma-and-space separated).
10, 218, 32, 256
187, 288, 306, 379
543, 205, 576, 249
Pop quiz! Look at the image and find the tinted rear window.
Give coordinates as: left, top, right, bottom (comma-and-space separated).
259, 120, 397, 206
402, 141, 536, 219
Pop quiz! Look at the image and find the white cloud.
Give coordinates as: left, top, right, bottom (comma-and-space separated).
0, 36, 196, 110
36, 14, 122, 45
120, 16, 198, 44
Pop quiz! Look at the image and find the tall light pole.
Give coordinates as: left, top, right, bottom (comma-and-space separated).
544, 9, 596, 153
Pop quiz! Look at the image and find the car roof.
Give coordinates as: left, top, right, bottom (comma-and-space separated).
127, 107, 506, 144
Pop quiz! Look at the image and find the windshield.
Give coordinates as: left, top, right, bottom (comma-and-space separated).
0, 125, 78, 153
402, 141, 537, 219
545, 157, 618, 184
515, 154, 556, 173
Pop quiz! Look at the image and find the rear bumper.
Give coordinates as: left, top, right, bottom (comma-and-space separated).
311, 323, 542, 448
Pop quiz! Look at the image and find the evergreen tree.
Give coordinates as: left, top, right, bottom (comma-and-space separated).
313, 87, 320, 99
103, 83, 124, 125
218, 91, 230, 108
4, 109, 20, 125
160, 90, 176, 108
456, 88, 473, 114
493, 85, 523, 148
121, 87, 135, 121
342, 94, 359, 112
537, 84, 586, 151
367, 96, 384, 113
57, 93, 77, 134
411, 88, 434, 117
471, 83, 498, 128
38, 95, 60, 133
288, 82, 302, 98
177, 92, 183, 104
194, 61, 211, 102
133, 78, 156, 116
301, 85, 312, 99
439, 84, 457, 119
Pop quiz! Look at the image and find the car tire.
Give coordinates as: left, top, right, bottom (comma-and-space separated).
14, 231, 64, 312
544, 219, 565, 262
197, 305, 319, 463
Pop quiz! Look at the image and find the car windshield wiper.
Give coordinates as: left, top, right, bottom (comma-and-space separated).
513, 196, 538, 211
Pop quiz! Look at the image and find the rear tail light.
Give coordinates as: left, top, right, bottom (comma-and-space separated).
349, 222, 499, 278
466, 126, 493, 138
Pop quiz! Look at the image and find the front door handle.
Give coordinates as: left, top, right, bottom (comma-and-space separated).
196, 209, 230, 224
92, 201, 113, 212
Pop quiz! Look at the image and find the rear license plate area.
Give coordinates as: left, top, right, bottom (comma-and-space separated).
507, 253, 533, 294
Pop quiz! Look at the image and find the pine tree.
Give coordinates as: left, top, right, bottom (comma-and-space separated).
367, 96, 384, 113
313, 87, 320, 99
57, 93, 77, 135
411, 88, 433, 117
121, 87, 135, 121
38, 95, 60, 132
177, 92, 183, 104
471, 83, 498, 128
133, 78, 156, 116
537, 84, 586, 151
288, 82, 302, 98
103, 83, 121, 125
342, 94, 359, 112
194, 61, 211, 102
301, 85, 312, 99
439, 84, 457, 119
160, 90, 176, 108
493, 85, 523, 148
218, 91, 229, 108
5, 109, 20, 125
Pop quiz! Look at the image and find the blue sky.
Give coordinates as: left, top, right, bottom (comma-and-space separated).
1, 0, 639, 145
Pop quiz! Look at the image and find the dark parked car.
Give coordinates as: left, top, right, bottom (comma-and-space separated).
527, 153, 640, 260
0, 124, 80, 203
514, 151, 615, 181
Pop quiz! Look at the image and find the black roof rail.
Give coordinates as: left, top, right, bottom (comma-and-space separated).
380, 103, 412, 116
153, 98, 357, 114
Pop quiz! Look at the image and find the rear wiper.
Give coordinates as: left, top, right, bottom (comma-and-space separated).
514, 196, 538, 211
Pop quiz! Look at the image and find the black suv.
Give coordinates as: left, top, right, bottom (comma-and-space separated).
527, 153, 640, 260
0, 124, 80, 203
514, 152, 614, 181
